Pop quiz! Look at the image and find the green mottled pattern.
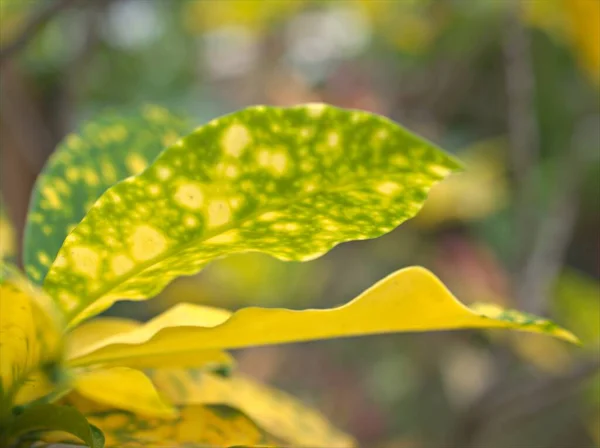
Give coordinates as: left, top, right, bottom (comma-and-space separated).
43, 104, 461, 326
24, 105, 189, 285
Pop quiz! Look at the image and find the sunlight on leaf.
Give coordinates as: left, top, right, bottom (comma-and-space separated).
24, 105, 189, 285
0, 262, 63, 418
70, 267, 577, 370
151, 368, 355, 447
42, 103, 461, 326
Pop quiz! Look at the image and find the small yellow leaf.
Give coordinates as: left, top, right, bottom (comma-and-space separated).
68, 304, 233, 370
74, 367, 177, 419
0, 263, 63, 415
151, 369, 354, 447
71, 267, 577, 368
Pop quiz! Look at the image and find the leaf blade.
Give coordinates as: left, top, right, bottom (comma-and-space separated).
151, 368, 354, 447
0, 263, 64, 416
23, 105, 189, 285
8, 403, 104, 448
42, 103, 461, 326
69, 267, 577, 370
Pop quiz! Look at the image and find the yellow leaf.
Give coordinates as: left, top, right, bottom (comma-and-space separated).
67, 305, 234, 370
73, 367, 177, 419
0, 262, 63, 416
414, 138, 509, 227
67, 317, 140, 360
70, 267, 577, 369
60, 393, 276, 447
151, 369, 354, 447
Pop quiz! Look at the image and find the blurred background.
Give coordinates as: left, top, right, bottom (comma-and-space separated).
0, 0, 599, 447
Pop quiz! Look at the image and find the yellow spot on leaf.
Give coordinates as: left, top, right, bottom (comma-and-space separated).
111, 254, 134, 276
327, 131, 340, 146
157, 166, 172, 180
148, 184, 161, 196
223, 123, 251, 157
66, 134, 84, 150
258, 211, 282, 222
376, 181, 401, 195
126, 154, 148, 175
37, 252, 51, 267
101, 159, 118, 184
70, 246, 100, 279
225, 165, 238, 178
305, 103, 326, 117
429, 164, 452, 177
207, 200, 231, 228
184, 215, 199, 228
42, 186, 61, 209
58, 292, 79, 312
205, 230, 239, 244
175, 183, 204, 210
83, 169, 99, 186
131, 225, 168, 261
304, 182, 316, 193
271, 151, 288, 174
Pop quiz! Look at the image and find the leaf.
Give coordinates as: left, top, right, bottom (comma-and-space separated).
150, 368, 354, 447
42, 103, 462, 326
23, 105, 189, 285
73, 367, 177, 419
0, 262, 64, 418
61, 393, 276, 448
67, 305, 234, 370
69, 267, 578, 371
7, 403, 104, 448
0, 202, 16, 261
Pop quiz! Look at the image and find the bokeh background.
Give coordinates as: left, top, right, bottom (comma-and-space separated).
1, 1, 599, 447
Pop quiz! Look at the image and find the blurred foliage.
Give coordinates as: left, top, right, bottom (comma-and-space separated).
0, 0, 598, 446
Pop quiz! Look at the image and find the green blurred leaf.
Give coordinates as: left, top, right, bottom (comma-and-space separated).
7, 403, 104, 448
24, 105, 189, 285
42, 103, 461, 326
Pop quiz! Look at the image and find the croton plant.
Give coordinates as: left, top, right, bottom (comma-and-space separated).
0, 104, 577, 447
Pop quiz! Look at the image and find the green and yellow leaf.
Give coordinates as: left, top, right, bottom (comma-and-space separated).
61, 393, 276, 448
42, 103, 462, 326
0, 263, 64, 418
7, 403, 104, 448
151, 368, 354, 447
24, 105, 189, 285
69, 267, 577, 370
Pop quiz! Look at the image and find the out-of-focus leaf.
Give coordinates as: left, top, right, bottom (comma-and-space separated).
42, 103, 461, 327
74, 367, 177, 419
24, 105, 189, 285
7, 403, 104, 448
0, 262, 63, 418
70, 267, 577, 370
67, 305, 234, 370
61, 393, 276, 448
414, 138, 508, 227
151, 368, 354, 447
553, 269, 600, 346
524, 0, 600, 85
0, 203, 15, 261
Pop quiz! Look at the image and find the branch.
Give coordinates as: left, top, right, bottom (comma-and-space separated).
0, 0, 79, 66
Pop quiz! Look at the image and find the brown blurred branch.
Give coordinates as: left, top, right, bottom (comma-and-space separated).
502, 4, 542, 313
0, 0, 78, 66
